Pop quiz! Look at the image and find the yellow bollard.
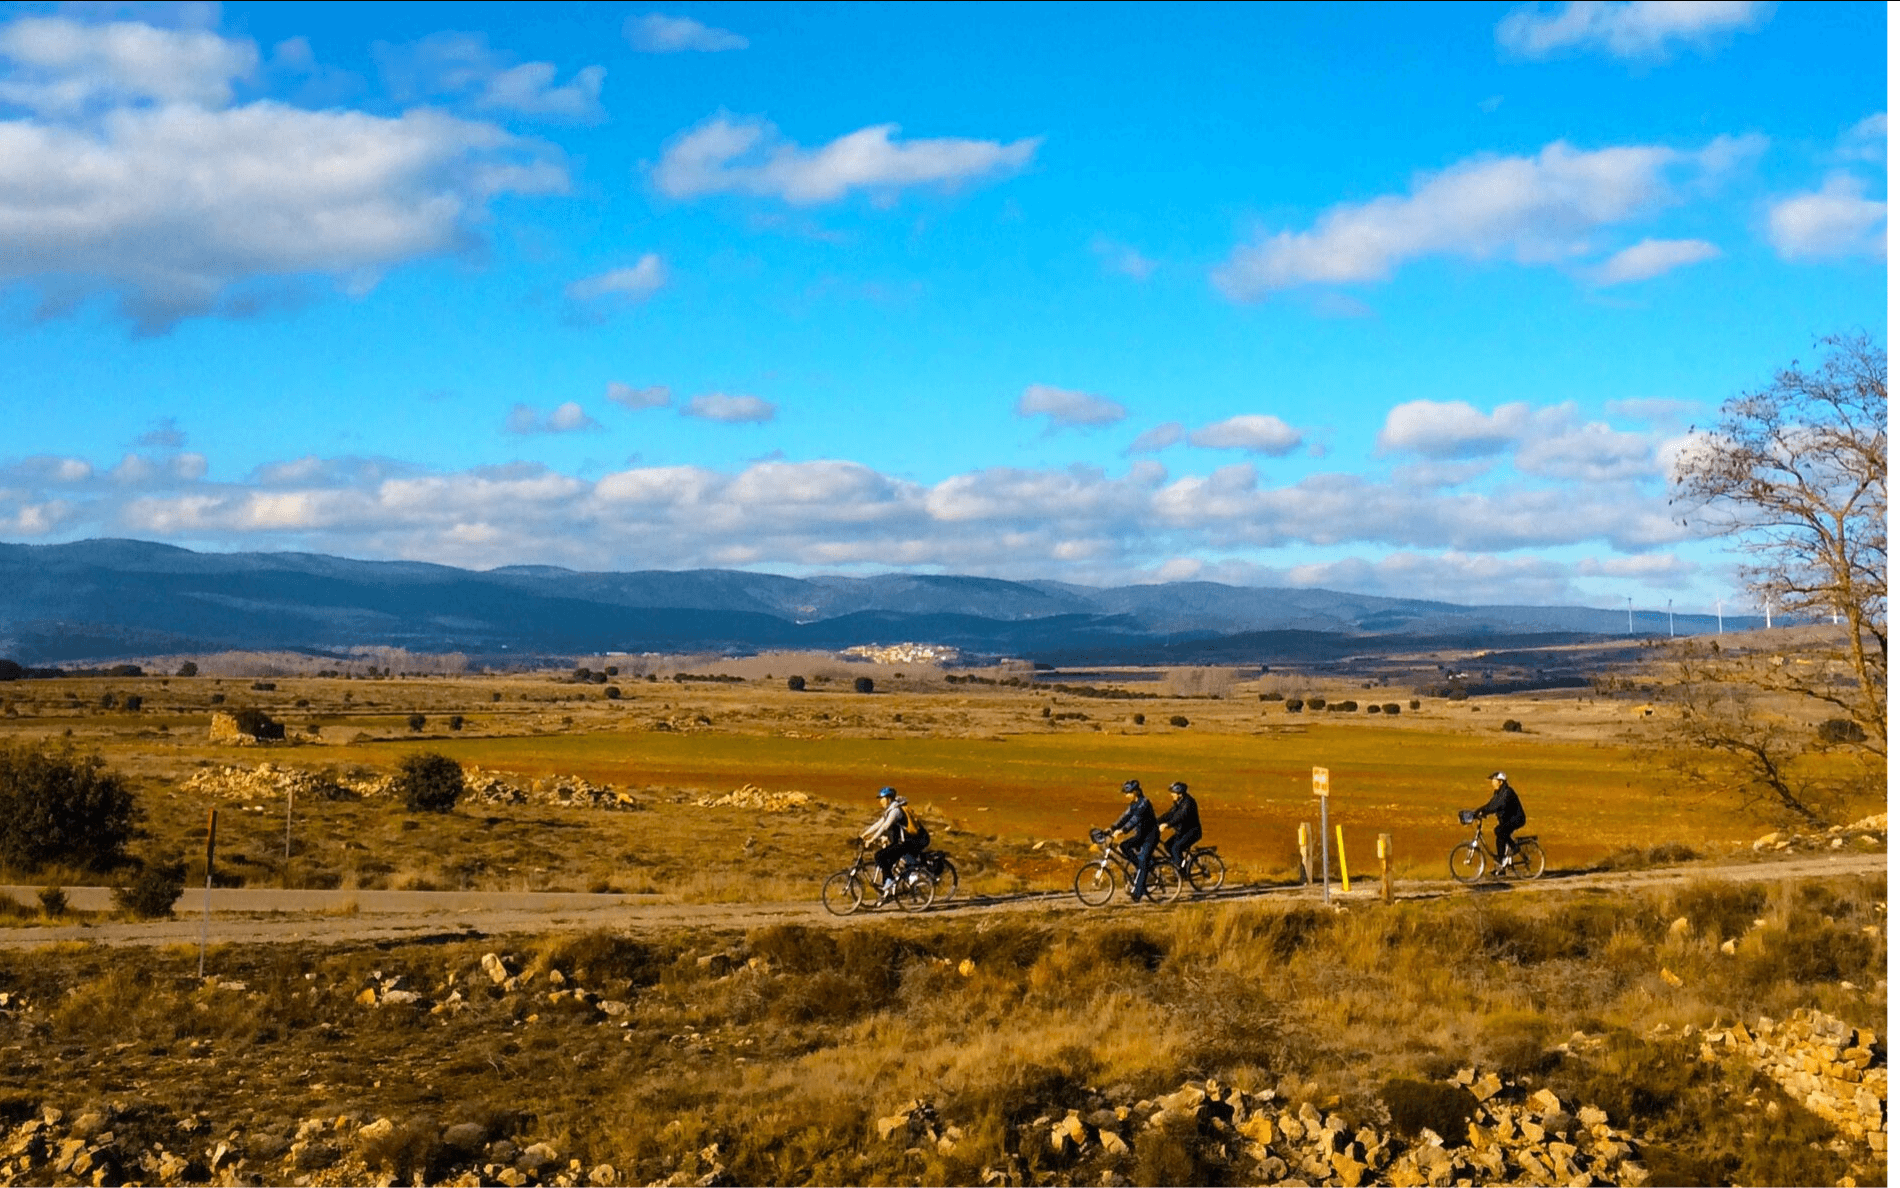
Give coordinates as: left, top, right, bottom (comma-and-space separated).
1378, 832, 1393, 904
1336, 824, 1351, 893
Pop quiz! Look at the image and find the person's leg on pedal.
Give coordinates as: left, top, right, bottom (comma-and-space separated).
1130, 835, 1158, 901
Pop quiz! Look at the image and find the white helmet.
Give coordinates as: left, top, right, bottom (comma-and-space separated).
1489, 771, 1507, 781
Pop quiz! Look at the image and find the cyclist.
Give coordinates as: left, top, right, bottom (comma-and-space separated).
1469, 771, 1527, 872
1101, 779, 1160, 902
1157, 781, 1202, 876
859, 786, 929, 899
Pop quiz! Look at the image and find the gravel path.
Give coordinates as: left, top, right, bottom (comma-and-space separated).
0, 850, 1882, 950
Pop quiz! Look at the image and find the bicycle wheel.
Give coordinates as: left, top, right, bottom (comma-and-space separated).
1505, 840, 1545, 880
931, 857, 959, 901
822, 869, 863, 916
1185, 850, 1226, 893
894, 867, 935, 912
1144, 860, 1182, 904
1449, 843, 1487, 884
1074, 861, 1117, 907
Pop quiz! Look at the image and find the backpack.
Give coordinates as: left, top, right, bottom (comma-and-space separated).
901, 805, 930, 845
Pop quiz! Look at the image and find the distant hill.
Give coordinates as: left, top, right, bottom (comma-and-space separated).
0, 539, 1708, 665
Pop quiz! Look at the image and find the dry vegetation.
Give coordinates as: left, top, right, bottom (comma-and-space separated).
0, 874, 1883, 1186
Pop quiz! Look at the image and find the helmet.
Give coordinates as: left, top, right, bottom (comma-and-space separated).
1122, 779, 1142, 795
1489, 771, 1507, 782
878, 786, 897, 800
1168, 781, 1187, 795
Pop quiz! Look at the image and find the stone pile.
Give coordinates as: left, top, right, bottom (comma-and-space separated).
180, 762, 383, 802
1753, 813, 1886, 853
1699, 1009, 1886, 1157
463, 767, 642, 811
886, 1071, 1649, 1188
695, 784, 813, 812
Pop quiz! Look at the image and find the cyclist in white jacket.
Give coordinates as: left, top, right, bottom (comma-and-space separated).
859, 786, 930, 897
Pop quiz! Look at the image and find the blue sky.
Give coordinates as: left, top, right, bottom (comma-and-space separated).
0, 1, 1886, 612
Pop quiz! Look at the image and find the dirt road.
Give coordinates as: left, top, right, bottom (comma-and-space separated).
0, 850, 1882, 950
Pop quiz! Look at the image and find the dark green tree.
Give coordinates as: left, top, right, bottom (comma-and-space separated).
0, 743, 141, 872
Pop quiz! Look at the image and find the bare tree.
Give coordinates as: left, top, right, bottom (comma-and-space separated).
1671, 333, 1886, 756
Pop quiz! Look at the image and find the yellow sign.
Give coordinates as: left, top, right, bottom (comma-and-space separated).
1312, 766, 1330, 797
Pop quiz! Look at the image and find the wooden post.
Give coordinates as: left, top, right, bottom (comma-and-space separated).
1378, 832, 1393, 904
283, 786, 294, 886
1297, 823, 1312, 884
199, 807, 217, 979
1315, 767, 1331, 906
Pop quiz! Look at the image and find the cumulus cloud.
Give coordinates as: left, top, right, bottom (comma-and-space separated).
1213, 137, 1746, 299
1838, 113, 1886, 164
0, 17, 567, 333
1127, 422, 1184, 454
1376, 401, 1540, 459
0, 15, 255, 113
504, 402, 602, 434
1380, 400, 1666, 481
1016, 384, 1126, 429
625, 13, 748, 53
1577, 552, 1699, 581
605, 382, 671, 409
567, 255, 667, 302
1090, 236, 1155, 280
1514, 421, 1661, 481
682, 392, 775, 423
653, 114, 1039, 205
1605, 397, 1698, 425
1187, 415, 1303, 455
374, 31, 605, 120
1496, 1, 1773, 62
1589, 237, 1720, 284
1767, 175, 1886, 260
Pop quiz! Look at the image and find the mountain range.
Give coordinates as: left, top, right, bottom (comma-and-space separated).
0, 539, 1705, 665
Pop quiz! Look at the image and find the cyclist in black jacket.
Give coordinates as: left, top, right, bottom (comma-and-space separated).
1157, 781, 1202, 875
1102, 779, 1161, 902
1470, 771, 1527, 870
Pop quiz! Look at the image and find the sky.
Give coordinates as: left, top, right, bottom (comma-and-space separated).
0, 0, 1886, 613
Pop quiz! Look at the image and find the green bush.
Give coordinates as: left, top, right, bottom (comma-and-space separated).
176, 661, 198, 677
1132, 713, 1145, 725
448, 715, 465, 730
395, 752, 465, 813
36, 885, 67, 917
1382, 703, 1401, 714
112, 860, 185, 918
787, 675, 806, 691
1307, 696, 1327, 710
407, 713, 426, 732
1168, 715, 1189, 728
1285, 698, 1303, 712
0, 742, 140, 872
1501, 719, 1523, 732
854, 677, 875, 694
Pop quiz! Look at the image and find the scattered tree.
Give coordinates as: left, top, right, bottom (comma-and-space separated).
854, 677, 875, 694
0, 743, 140, 872
1285, 699, 1304, 712
1168, 715, 1190, 728
1132, 713, 1146, 725
448, 715, 466, 731
176, 661, 198, 677
395, 752, 464, 813
123, 694, 143, 712
1501, 719, 1523, 733
787, 675, 806, 692
603, 686, 621, 700
1383, 703, 1402, 715
407, 713, 426, 732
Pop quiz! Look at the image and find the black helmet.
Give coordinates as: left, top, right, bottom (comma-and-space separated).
1168, 781, 1188, 795
1122, 779, 1142, 795
878, 786, 897, 800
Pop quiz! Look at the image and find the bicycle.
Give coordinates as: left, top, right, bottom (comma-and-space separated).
822, 844, 936, 915
919, 849, 958, 900
1448, 811, 1545, 884
1073, 829, 1182, 906
1167, 841, 1225, 893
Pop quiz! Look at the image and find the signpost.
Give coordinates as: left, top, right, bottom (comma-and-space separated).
199, 808, 217, 979
1313, 767, 1330, 905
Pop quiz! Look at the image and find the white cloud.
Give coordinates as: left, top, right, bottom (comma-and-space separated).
1213, 138, 1737, 299
1839, 113, 1886, 164
375, 32, 605, 120
1280, 552, 1580, 604
1016, 384, 1126, 429
1127, 422, 1184, 454
504, 402, 602, 434
1578, 552, 1699, 582
605, 382, 671, 409
1496, 1, 1773, 62
134, 416, 186, 448
1605, 397, 1698, 425
1376, 401, 1538, 459
682, 392, 776, 423
567, 255, 667, 302
0, 19, 567, 332
0, 16, 255, 114
1767, 175, 1886, 260
1090, 236, 1155, 280
1514, 421, 1660, 481
1187, 415, 1303, 455
625, 13, 748, 53
1589, 237, 1720, 284
654, 114, 1039, 206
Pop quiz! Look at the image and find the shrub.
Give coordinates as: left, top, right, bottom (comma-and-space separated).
1383, 703, 1401, 715
1040, 705, 1052, 718
1409, 699, 1420, 709
573, 667, 592, 682
1260, 690, 1284, 701
1366, 703, 1382, 713
603, 686, 621, 700
113, 860, 185, 918
490, 692, 502, 702
395, 752, 464, 813
97, 692, 117, 709
448, 715, 465, 730
0, 742, 140, 872
209, 692, 226, 704
1307, 696, 1327, 710
787, 676, 806, 691
36, 885, 67, 917
251, 681, 276, 691
123, 694, 143, 712
176, 661, 198, 677
1132, 713, 1145, 725
1333, 699, 1358, 712
604, 666, 619, 677
406, 713, 426, 732
854, 677, 875, 694
1817, 718, 1868, 744
1168, 715, 1189, 728
1501, 719, 1523, 732
1448, 689, 1469, 701
1285, 698, 1303, 712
